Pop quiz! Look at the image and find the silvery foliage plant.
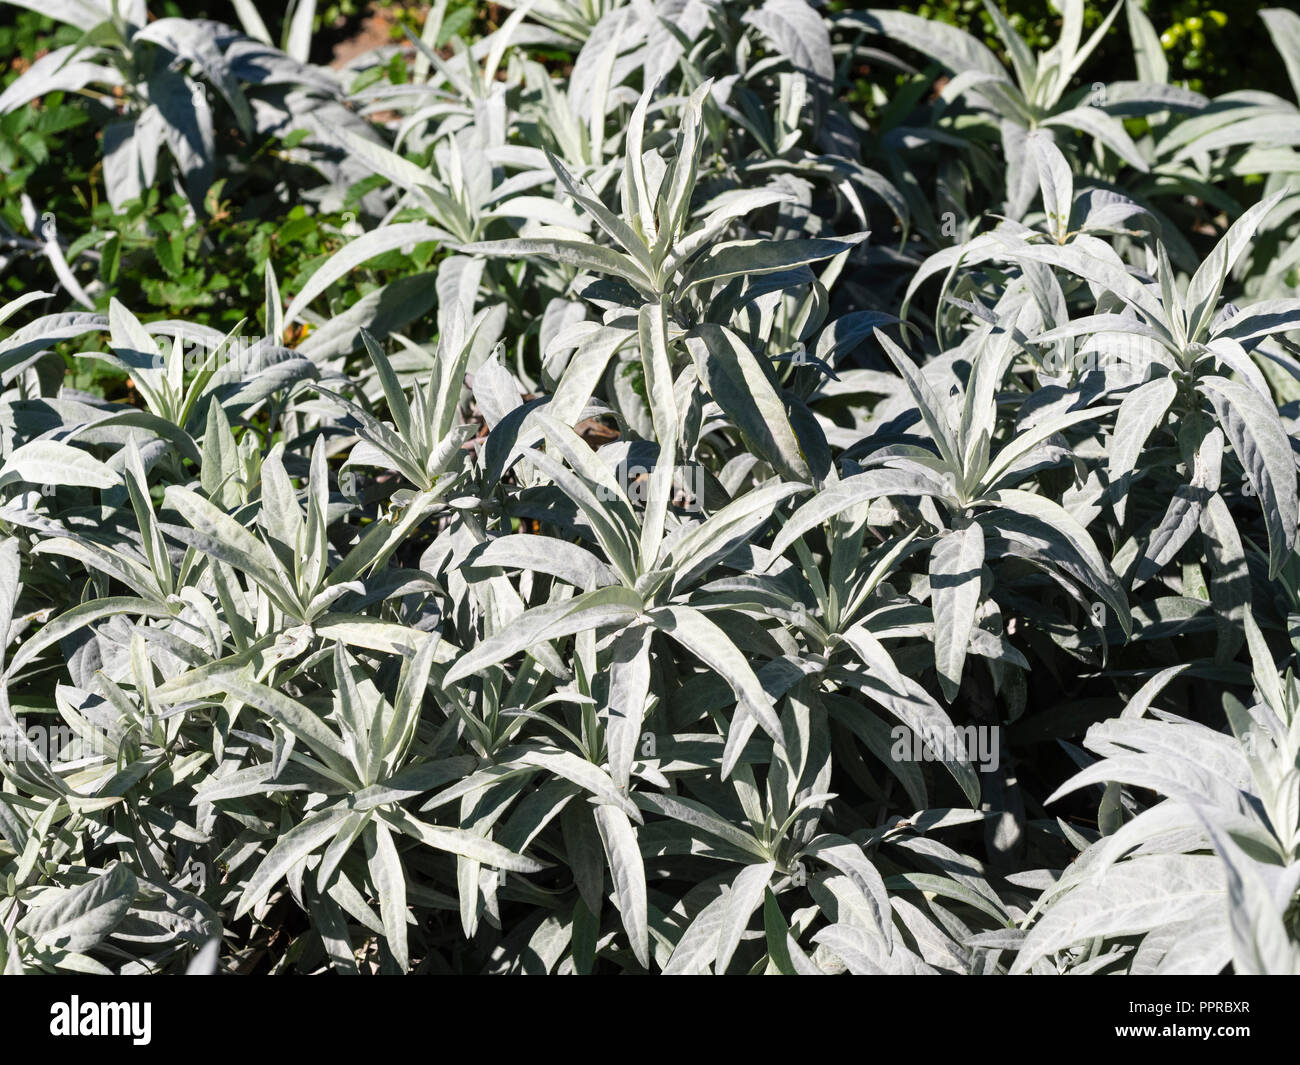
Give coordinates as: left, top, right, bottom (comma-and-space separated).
0, 0, 1299, 975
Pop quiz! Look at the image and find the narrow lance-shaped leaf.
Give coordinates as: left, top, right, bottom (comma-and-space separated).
605, 623, 653, 790
1108, 375, 1177, 526
929, 523, 985, 702
715, 861, 776, 973
443, 586, 646, 685
593, 804, 649, 969
686, 324, 811, 484
1199, 375, 1298, 579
